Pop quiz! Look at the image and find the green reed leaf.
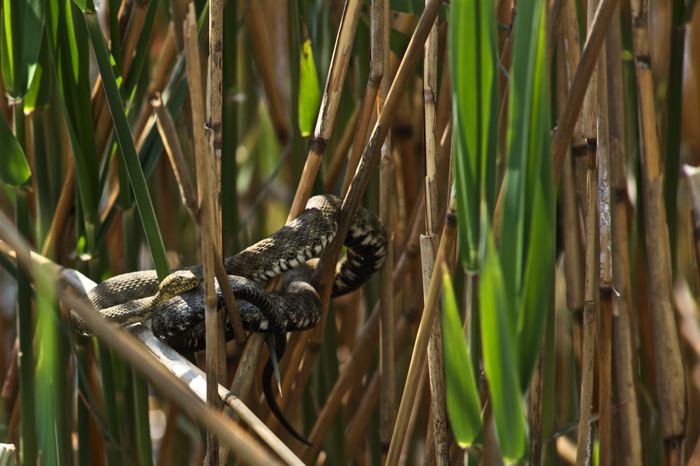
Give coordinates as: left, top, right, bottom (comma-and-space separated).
442, 267, 482, 447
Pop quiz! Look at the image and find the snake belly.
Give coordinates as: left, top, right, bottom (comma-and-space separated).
78, 195, 387, 346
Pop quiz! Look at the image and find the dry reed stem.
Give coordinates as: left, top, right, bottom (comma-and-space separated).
420, 234, 449, 465
550, 0, 620, 184
0, 236, 282, 466
607, 15, 643, 460
324, 107, 358, 192
400, 360, 430, 462
148, 23, 178, 95
422, 5, 448, 462
384, 198, 456, 466
184, 9, 225, 465
282, 0, 444, 437
629, 0, 687, 453
687, 165, 700, 285
376, 0, 396, 459
153, 95, 198, 215
40, 158, 75, 258
576, 157, 597, 466
595, 41, 613, 466
379, 137, 396, 459
556, 47, 585, 318
341, 0, 386, 198
246, 2, 291, 143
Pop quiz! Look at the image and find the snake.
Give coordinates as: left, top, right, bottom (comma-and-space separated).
70, 194, 387, 444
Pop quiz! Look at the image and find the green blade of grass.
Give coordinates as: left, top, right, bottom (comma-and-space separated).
441, 267, 482, 447
450, 0, 498, 271
479, 233, 528, 463
80, 7, 170, 279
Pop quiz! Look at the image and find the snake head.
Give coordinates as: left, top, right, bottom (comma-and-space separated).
157, 270, 200, 300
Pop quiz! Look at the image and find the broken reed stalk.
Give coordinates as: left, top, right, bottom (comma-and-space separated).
628, 0, 687, 458
384, 197, 457, 466
281, 0, 445, 439
184, 9, 225, 465
596, 43, 613, 466
152, 96, 246, 345
0, 231, 283, 466
422, 4, 449, 462
607, 13, 643, 463
576, 154, 597, 466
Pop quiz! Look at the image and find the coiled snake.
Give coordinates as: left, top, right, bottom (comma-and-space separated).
71, 195, 387, 444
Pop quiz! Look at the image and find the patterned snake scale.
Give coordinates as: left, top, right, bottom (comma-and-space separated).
72, 194, 387, 444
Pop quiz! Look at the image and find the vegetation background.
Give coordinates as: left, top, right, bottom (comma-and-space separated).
0, 0, 699, 465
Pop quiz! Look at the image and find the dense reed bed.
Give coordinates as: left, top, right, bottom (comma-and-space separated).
0, 0, 699, 465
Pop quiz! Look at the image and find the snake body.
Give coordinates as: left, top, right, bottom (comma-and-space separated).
72, 194, 387, 443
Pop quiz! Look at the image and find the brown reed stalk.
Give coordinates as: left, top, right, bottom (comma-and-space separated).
688, 165, 700, 286
375, 0, 396, 460
595, 43, 613, 466
629, 0, 687, 460
422, 4, 448, 461
606, 15, 643, 462
576, 150, 597, 466
184, 8, 225, 465
246, 2, 291, 144
324, 107, 358, 192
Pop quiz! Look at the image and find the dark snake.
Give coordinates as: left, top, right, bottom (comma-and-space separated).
70, 195, 387, 444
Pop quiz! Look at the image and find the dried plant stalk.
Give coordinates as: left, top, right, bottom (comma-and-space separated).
576, 156, 597, 466
607, 13, 643, 460
628, 0, 687, 458
184, 8, 225, 465
596, 43, 613, 466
